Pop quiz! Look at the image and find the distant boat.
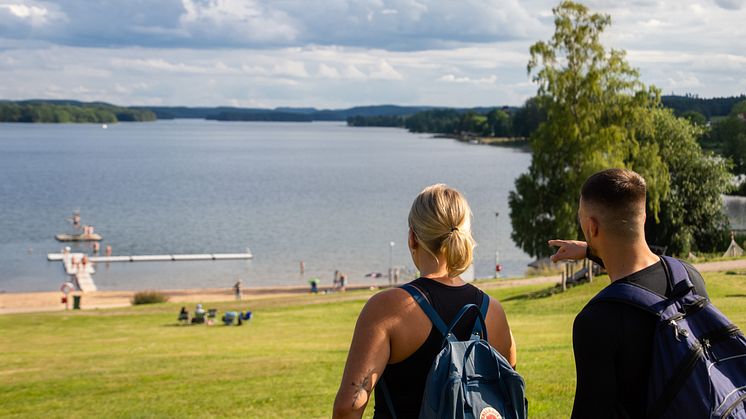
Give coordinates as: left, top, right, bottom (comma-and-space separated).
102, 124, 108, 129
55, 233, 103, 242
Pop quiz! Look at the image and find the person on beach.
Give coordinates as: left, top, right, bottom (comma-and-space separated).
332, 184, 516, 419
233, 280, 242, 300
549, 168, 708, 419
339, 274, 347, 292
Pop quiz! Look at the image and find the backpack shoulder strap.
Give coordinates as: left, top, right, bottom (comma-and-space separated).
590, 257, 696, 315
590, 280, 668, 316
660, 256, 695, 298
400, 283, 448, 336
471, 292, 490, 336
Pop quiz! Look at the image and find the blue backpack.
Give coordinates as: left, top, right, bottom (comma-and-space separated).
591, 256, 746, 418
379, 283, 528, 419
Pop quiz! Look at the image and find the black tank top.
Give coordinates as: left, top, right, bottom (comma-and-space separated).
373, 277, 486, 418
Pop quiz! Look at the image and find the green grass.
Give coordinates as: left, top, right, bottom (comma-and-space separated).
2, 273, 746, 418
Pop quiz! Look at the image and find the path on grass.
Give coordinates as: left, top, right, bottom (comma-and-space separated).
2, 258, 745, 314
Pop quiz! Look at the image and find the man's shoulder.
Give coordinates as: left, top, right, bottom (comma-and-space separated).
574, 295, 624, 333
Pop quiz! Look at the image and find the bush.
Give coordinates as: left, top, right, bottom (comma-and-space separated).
131, 290, 169, 305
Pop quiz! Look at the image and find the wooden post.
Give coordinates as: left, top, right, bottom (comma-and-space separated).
561, 271, 566, 292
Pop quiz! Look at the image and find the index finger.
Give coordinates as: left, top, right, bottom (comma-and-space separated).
547, 239, 570, 247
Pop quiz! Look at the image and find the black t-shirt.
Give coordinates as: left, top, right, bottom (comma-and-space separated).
374, 277, 485, 419
571, 259, 708, 419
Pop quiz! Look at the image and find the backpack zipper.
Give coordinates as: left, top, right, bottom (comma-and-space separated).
720, 391, 746, 418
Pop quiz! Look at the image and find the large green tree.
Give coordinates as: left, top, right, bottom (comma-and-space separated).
509, 1, 666, 257
641, 108, 732, 254
509, 1, 730, 258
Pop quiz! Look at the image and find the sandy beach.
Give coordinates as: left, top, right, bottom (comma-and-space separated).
2, 258, 744, 315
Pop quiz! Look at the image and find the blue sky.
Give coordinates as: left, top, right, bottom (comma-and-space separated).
0, 0, 744, 108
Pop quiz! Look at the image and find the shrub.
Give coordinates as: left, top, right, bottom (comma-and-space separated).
131, 290, 169, 305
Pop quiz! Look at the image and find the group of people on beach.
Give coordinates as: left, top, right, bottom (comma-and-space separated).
331, 168, 717, 419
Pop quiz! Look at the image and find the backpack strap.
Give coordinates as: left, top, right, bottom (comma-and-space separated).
471, 292, 490, 337
660, 256, 695, 298
400, 283, 448, 336
589, 257, 693, 315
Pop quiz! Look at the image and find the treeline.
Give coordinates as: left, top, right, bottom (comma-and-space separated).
207, 111, 314, 122
662, 94, 746, 119
702, 100, 746, 194
0, 101, 155, 123
347, 95, 746, 140
348, 98, 545, 139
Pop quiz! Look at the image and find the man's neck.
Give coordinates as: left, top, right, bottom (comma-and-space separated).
601, 241, 660, 282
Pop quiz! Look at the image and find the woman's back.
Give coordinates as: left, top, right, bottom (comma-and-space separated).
374, 277, 485, 418
333, 184, 516, 419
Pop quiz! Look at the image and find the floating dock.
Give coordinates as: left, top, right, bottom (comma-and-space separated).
55, 233, 103, 242
48, 252, 253, 263
48, 251, 253, 292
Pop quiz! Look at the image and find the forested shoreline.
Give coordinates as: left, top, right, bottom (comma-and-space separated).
0, 101, 156, 123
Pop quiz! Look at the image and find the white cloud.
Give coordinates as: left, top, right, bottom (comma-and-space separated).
317, 63, 341, 79
0, 3, 48, 23
369, 60, 403, 80
438, 74, 498, 85
271, 60, 309, 78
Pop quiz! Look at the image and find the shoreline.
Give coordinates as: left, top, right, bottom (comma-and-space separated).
0, 275, 564, 315
3, 258, 745, 315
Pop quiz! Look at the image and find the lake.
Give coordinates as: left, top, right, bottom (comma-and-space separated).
0, 120, 532, 292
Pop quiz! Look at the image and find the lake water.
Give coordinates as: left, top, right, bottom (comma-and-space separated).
0, 120, 532, 292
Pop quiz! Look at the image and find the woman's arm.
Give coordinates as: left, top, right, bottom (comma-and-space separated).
486, 297, 517, 368
332, 291, 399, 419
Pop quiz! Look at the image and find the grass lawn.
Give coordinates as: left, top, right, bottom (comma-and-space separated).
2, 272, 746, 418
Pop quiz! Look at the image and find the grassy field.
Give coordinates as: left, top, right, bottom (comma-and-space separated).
3, 272, 746, 418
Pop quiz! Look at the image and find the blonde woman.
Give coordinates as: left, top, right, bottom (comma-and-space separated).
332, 184, 517, 419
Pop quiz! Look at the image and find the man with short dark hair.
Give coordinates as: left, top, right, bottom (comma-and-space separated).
550, 168, 708, 418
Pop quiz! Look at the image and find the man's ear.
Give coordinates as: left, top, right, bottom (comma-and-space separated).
589, 216, 600, 238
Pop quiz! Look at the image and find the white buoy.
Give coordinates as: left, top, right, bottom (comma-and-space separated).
102, 124, 108, 129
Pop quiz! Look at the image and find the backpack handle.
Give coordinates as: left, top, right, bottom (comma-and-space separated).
401, 284, 490, 341
444, 301, 489, 344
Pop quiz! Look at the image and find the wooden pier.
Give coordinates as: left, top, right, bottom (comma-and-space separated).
48, 251, 253, 292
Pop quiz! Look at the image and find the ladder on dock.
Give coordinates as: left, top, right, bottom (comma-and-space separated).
60, 252, 97, 292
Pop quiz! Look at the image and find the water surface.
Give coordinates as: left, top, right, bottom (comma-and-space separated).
0, 120, 532, 292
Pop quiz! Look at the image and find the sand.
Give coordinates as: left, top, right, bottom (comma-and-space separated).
3, 258, 744, 315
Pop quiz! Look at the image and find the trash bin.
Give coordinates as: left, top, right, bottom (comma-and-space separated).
73, 295, 81, 310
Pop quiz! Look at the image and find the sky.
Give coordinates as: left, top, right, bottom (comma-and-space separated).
0, 0, 744, 108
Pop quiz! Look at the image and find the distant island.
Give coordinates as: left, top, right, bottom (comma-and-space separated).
0, 100, 156, 123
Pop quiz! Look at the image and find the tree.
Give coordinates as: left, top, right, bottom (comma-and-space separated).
511, 97, 546, 138
730, 99, 746, 118
509, 1, 667, 258
641, 109, 732, 255
681, 110, 707, 127
487, 109, 512, 137
509, 1, 731, 258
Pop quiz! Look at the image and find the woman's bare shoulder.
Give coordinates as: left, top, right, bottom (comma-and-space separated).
358, 287, 416, 321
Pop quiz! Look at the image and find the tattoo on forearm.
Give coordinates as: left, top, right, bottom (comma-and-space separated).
351, 368, 374, 408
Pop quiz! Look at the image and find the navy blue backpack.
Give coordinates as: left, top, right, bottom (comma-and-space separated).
591, 256, 746, 418
379, 283, 527, 419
